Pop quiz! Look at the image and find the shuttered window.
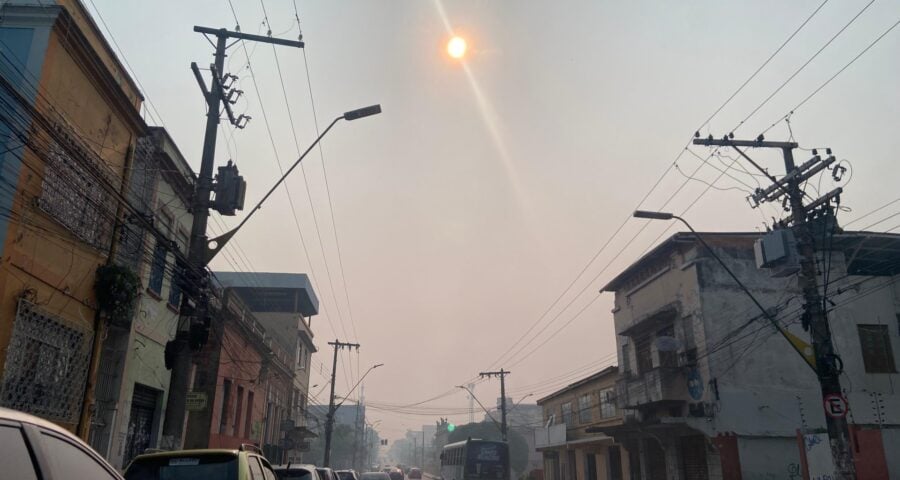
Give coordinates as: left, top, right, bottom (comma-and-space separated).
858, 325, 896, 373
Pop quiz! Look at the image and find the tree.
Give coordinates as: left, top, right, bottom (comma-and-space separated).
307, 424, 356, 468
446, 422, 529, 478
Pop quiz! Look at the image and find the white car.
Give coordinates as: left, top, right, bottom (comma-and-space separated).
0, 406, 123, 479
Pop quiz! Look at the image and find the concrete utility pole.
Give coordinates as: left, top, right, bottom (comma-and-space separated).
694, 136, 855, 479
160, 25, 304, 449
479, 369, 510, 441
324, 340, 360, 466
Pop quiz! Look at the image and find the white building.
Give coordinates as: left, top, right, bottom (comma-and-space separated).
600, 231, 900, 479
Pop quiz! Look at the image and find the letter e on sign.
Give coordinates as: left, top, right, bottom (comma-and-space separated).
823, 393, 849, 418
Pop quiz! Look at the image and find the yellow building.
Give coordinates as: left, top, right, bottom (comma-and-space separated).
0, 0, 145, 436
535, 366, 631, 480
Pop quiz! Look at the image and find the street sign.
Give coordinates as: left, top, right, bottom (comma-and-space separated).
823, 393, 849, 418
185, 392, 207, 412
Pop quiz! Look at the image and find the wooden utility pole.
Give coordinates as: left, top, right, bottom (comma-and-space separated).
479, 369, 510, 441
160, 25, 303, 449
694, 136, 854, 479
324, 339, 360, 466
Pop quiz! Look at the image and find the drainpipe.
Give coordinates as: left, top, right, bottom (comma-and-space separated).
77, 139, 136, 440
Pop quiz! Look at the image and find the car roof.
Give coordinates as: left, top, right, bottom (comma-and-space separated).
273, 464, 317, 469
130, 448, 242, 461
0, 407, 81, 437
0, 407, 113, 458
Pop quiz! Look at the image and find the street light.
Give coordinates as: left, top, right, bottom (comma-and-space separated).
205, 104, 383, 263
632, 210, 815, 370
325, 363, 384, 466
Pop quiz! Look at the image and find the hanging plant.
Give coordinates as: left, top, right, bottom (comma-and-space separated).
95, 264, 141, 327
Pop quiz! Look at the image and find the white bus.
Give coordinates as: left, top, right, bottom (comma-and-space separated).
440, 439, 509, 480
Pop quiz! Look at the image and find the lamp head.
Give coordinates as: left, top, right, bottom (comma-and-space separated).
344, 104, 382, 121
633, 210, 674, 220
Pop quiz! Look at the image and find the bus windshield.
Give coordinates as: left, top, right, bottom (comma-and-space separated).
465, 442, 508, 479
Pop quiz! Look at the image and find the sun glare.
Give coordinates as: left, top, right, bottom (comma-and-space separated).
447, 36, 467, 59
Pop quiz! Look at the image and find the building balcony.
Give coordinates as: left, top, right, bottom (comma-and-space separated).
615, 367, 688, 409
534, 423, 566, 449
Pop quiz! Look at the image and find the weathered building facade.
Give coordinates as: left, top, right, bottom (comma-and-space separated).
0, 0, 145, 439
88, 127, 195, 468
536, 366, 630, 480
601, 231, 900, 479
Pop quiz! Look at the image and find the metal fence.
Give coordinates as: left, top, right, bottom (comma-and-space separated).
0, 299, 94, 424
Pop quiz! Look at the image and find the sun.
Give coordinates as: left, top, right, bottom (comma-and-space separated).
447, 36, 467, 59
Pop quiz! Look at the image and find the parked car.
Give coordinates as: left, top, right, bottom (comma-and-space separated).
361, 472, 391, 480
337, 469, 361, 480
388, 468, 405, 480
273, 463, 320, 480
123, 444, 276, 480
317, 466, 342, 480
0, 406, 124, 479
408, 468, 422, 479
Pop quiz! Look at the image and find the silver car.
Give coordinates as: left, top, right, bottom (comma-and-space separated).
0, 406, 124, 479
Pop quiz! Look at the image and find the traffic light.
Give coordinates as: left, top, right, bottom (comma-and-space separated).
212, 161, 247, 216
447, 423, 456, 432
381, 439, 388, 446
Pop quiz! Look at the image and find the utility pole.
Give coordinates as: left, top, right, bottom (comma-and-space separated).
324, 339, 360, 467
694, 136, 854, 479
479, 369, 510, 441
160, 25, 304, 449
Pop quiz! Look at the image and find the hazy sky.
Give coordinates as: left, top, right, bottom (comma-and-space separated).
90, 0, 900, 439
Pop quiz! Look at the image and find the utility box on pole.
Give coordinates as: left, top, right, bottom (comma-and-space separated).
754, 229, 800, 277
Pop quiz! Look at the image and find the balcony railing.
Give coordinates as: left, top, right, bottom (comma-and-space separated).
534, 423, 566, 448
615, 367, 688, 409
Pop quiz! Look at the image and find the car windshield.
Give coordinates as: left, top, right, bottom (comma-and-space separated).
337, 472, 355, 480
275, 468, 314, 480
125, 454, 237, 480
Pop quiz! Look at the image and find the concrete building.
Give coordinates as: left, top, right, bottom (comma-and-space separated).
184, 286, 295, 463
601, 231, 900, 479
88, 127, 195, 468
214, 271, 319, 431
535, 366, 630, 480
0, 0, 145, 439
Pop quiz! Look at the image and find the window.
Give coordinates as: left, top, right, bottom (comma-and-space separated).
148, 239, 167, 295
657, 325, 677, 367
0, 425, 37, 480
635, 334, 653, 373
245, 391, 255, 439
41, 433, 118, 479
561, 402, 573, 427
600, 388, 617, 418
0, 299, 92, 423
220, 379, 232, 434
298, 345, 306, 369
621, 342, 631, 375
578, 394, 592, 424
234, 386, 245, 436
168, 259, 185, 307
859, 325, 897, 373
38, 141, 116, 250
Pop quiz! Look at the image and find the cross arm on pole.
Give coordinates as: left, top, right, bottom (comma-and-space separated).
194, 25, 304, 48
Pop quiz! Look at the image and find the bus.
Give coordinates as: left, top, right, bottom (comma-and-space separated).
440, 439, 509, 480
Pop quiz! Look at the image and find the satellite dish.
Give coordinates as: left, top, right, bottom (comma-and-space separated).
656, 336, 680, 352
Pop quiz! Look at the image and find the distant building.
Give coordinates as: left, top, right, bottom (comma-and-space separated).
535, 366, 629, 480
